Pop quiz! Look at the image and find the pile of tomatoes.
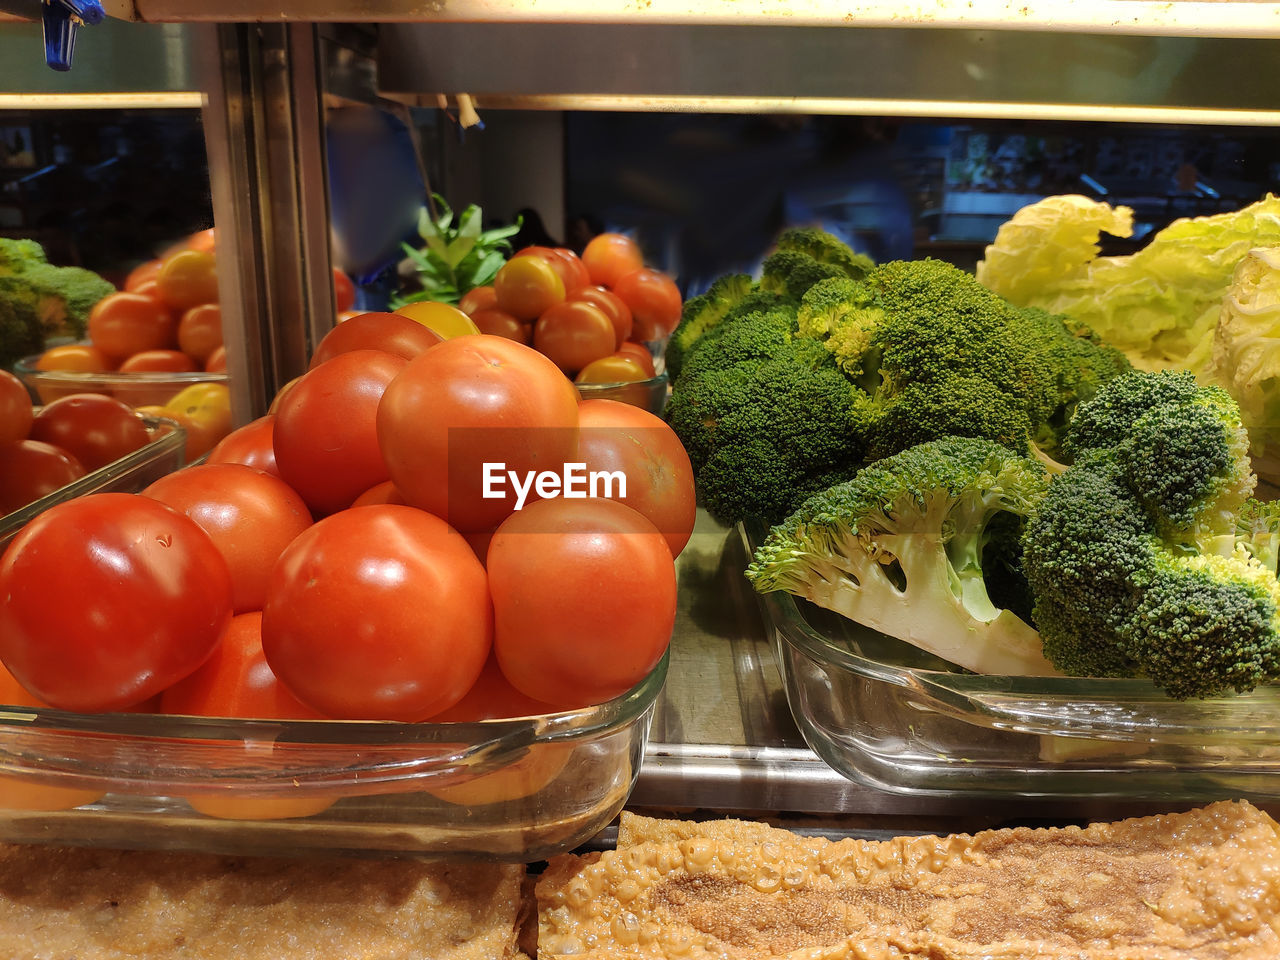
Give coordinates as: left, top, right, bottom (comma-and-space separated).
0, 316, 695, 813
452, 233, 681, 384
0, 369, 162, 516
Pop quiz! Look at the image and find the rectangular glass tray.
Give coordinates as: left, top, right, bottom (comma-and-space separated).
0, 654, 665, 861
0, 415, 186, 550
739, 522, 1280, 802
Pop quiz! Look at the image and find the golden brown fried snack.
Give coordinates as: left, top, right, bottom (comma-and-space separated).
0, 844, 526, 960
539, 800, 1280, 959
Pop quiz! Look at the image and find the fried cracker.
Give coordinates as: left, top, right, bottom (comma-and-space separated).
539, 800, 1280, 959
0, 844, 525, 959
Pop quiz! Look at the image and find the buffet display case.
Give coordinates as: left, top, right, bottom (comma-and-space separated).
5, 0, 1280, 860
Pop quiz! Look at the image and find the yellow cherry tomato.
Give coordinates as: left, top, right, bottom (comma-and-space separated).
163, 381, 233, 460
393, 301, 481, 339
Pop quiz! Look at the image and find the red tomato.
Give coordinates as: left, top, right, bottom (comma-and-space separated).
155, 249, 218, 311
458, 285, 498, 316
0, 440, 85, 514
161, 612, 324, 721
0, 493, 232, 711
35, 343, 111, 373
376, 335, 581, 532
117, 349, 198, 373
533, 300, 617, 376
351, 480, 406, 506
177, 303, 223, 365
205, 344, 228, 372
568, 285, 633, 346
574, 354, 648, 385
261, 505, 492, 721
581, 232, 644, 289
87, 292, 178, 362
611, 268, 682, 341
615, 341, 656, 377
514, 246, 589, 295
576, 398, 696, 557
333, 268, 356, 314
206, 414, 280, 478
308, 311, 441, 368
144, 463, 313, 613
431, 654, 559, 721
470, 307, 531, 344
274, 349, 406, 516
28, 393, 149, 472
493, 255, 565, 321
0, 370, 32, 444
160, 611, 332, 820
124, 259, 163, 292
487, 498, 676, 708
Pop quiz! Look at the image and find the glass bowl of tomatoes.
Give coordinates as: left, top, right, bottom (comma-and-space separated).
0, 413, 187, 551
0, 650, 666, 861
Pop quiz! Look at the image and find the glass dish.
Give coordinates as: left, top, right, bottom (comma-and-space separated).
740, 522, 1280, 802
0, 652, 666, 861
576, 371, 669, 415
0, 416, 186, 550
14, 351, 229, 408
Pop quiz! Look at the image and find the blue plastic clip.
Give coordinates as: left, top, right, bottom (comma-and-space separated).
41, 0, 105, 72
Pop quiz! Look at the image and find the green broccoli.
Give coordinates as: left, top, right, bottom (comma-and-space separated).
0, 240, 115, 369
666, 310, 866, 522
1236, 498, 1280, 574
774, 227, 875, 280
758, 249, 851, 301
1022, 371, 1280, 699
747, 436, 1059, 676
664, 273, 753, 382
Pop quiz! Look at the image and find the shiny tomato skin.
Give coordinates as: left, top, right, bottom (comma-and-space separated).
28, 393, 150, 472
261, 504, 493, 721
376, 335, 580, 532
611, 268, 682, 341
204, 345, 227, 372
458, 285, 498, 316
333, 268, 356, 314
351, 479, 406, 506
177, 303, 224, 365
35, 343, 111, 374
577, 398, 696, 557
568, 285, 632, 346
614, 342, 657, 377
0, 440, 85, 514
124, 259, 163, 292
143, 463, 313, 613
493, 255, 565, 321
488, 497, 676, 708
155, 249, 218, 311
117, 349, 198, 373
429, 654, 559, 721
309, 311, 442, 368
273, 349, 407, 516
574, 354, 648, 386
0, 493, 233, 712
163, 382, 233, 461
160, 612, 324, 721
533, 300, 617, 376
581, 232, 644, 289
206, 414, 280, 478
470, 307, 531, 344
87, 292, 178, 362
0, 370, 32, 444
514, 246, 589, 295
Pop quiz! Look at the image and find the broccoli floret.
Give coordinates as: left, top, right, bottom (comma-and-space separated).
774, 227, 875, 280
759, 249, 850, 301
862, 378, 1036, 463
0, 238, 47, 276
747, 436, 1058, 676
1023, 371, 1280, 699
667, 328, 866, 523
664, 273, 753, 381
0, 243, 115, 368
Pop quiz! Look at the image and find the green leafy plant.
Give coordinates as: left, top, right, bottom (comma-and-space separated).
392, 195, 520, 307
